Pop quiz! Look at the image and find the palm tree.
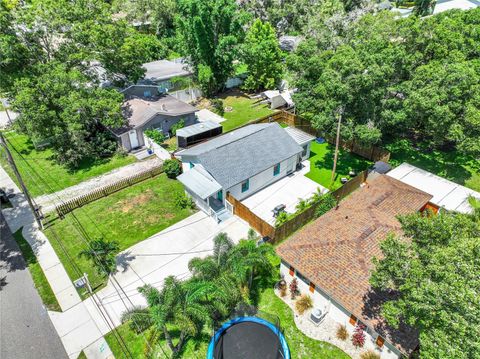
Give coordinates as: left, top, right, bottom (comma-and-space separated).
79, 238, 119, 276
139, 277, 220, 355
188, 232, 233, 279
227, 239, 275, 292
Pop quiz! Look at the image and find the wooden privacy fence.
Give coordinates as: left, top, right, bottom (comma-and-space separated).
247, 111, 390, 162
55, 165, 163, 218
227, 170, 369, 243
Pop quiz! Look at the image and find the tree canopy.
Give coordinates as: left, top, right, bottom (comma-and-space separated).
241, 20, 283, 91
289, 9, 480, 154
370, 208, 480, 358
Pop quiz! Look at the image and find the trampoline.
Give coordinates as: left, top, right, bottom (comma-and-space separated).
207, 316, 290, 359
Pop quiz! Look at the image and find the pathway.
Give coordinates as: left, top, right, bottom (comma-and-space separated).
0, 166, 114, 359
34, 156, 162, 213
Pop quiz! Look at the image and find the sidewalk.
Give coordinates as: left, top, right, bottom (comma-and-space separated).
0, 166, 114, 359
34, 156, 162, 213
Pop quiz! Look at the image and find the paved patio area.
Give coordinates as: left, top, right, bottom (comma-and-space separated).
241, 161, 327, 225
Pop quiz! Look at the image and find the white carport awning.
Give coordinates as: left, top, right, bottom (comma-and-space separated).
177, 165, 222, 200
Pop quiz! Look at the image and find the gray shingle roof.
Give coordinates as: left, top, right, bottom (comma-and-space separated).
181, 123, 302, 189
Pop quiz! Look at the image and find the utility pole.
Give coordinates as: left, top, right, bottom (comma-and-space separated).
0, 132, 43, 229
330, 105, 344, 186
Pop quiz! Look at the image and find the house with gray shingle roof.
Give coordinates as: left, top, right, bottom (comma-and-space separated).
176, 123, 314, 221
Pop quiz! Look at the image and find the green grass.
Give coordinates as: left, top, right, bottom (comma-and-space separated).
44, 174, 195, 293
306, 141, 372, 189
0, 131, 136, 197
106, 288, 349, 359
12, 228, 61, 311
387, 139, 480, 191
214, 90, 276, 132
259, 288, 350, 359
76, 351, 87, 359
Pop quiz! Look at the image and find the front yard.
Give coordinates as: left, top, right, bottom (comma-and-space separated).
106, 287, 349, 359
212, 90, 277, 132
0, 131, 136, 197
306, 141, 372, 190
44, 174, 195, 293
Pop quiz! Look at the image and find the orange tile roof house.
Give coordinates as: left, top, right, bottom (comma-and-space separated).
276, 174, 432, 358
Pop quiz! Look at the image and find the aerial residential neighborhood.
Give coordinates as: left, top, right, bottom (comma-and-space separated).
0, 1, 479, 359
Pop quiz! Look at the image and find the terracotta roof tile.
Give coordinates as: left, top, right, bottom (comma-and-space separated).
276, 174, 432, 355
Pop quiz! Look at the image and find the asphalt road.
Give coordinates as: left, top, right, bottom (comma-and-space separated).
0, 213, 67, 359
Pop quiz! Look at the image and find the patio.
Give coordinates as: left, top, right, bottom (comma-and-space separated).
241, 161, 327, 225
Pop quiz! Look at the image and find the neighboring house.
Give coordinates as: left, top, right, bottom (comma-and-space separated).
257, 90, 295, 110
276, 174, 433, 359
176, 123, 314, 221
140, 59, 193, 91
391, 0, 479, 17
112, 95, 197, 151
387, 162, 480, 214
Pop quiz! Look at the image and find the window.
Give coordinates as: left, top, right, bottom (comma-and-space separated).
273, 163, 280, 176
189, 162, 194, 169
143, 90, 152, 97
289, 266, 294, 276
309, 282, 315, 293
241, 179, 249, 193
376, 336, 385, 348
349, 314, 357, 325
302, 145, 308, 157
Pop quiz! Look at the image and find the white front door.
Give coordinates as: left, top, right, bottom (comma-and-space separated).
287, 157, 295, 174
129, 130, 139, 149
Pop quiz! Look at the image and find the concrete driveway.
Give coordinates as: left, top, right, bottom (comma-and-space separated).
242, 161, 327, 225
87, 211, 251, 327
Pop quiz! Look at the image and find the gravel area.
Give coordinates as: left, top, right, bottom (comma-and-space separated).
275, 289, 384, 359
35, 156, 162, 213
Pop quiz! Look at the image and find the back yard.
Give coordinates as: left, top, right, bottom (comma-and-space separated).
387, 139, 480, 192
44, 174, 195, 293
306, 141, 372, 190
213, 90, 276, 132
106, 287, 349, 359
0, 131, 136, 197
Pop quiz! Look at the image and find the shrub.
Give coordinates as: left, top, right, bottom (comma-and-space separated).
336, 325, 349, 341
211, 98, 224, 116
275, 211, 288, 227
163, 159, 182, 179
295, 294, 313, 314
360, 350, 381, 359
352, 323, 367, 348
315, 193, 337, 218
295, 198, 309, 212
121, 306, 153, 334
174, 192, 195, 209
289, 278, 299, 299
170, 119, 185, 136
144, 128, 166, 145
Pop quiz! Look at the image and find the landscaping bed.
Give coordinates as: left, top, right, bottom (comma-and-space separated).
306, 141, 372, 189
0, 131, 136, 197
44, 174, 195, 293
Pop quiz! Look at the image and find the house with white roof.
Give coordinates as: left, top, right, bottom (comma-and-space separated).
176, 123, 314, 222
387, 163, 480, 214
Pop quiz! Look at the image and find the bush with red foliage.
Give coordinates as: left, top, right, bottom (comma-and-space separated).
352, 323, 367, 348
289, 278, 299, 299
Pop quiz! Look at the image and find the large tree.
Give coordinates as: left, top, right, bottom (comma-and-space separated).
12, 62, 124, 168
241, 20, 283, 91
176, 0, 244, 95
370, 207, 480, 358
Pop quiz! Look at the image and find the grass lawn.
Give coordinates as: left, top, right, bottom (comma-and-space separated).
44, 174, 195, 293
214, 90, 276, 132
306, 141, 372, 190
12, 228, 61, 311
106, 287, 349, 359
0, 131, 136, 197
387, 139, 480, 191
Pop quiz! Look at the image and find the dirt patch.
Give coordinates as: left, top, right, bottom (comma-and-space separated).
118, 190, 155, 213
